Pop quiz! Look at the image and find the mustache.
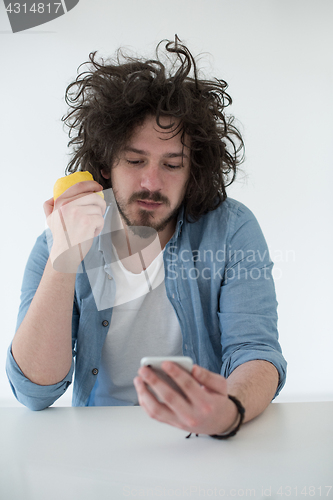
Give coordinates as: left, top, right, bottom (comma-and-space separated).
129, 191, 170, 205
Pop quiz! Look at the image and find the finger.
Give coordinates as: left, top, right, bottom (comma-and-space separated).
134, 376, 192, 432
137, 366, 191, 410
59, 203, 105, 232
191, 365, 227, 395
159, 361, 204, 401
60, 203, 105, 218
56, 190, 106, 208
62, 189, 105, 204
55, 180, 104, 202
134, 376, 178, 424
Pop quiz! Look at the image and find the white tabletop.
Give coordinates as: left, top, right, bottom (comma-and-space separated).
1, 402, 332, 500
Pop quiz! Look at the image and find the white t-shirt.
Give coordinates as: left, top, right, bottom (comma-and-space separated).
93, 245, 182, 406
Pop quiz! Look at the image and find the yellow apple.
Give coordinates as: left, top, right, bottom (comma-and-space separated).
53, 171, 104, 200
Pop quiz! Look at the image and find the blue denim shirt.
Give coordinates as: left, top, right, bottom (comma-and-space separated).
6, 198, 287, 410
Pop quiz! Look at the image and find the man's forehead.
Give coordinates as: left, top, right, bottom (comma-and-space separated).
124, 116, 191, 152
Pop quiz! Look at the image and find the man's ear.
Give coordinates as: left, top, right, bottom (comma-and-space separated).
101, 168, 111, 179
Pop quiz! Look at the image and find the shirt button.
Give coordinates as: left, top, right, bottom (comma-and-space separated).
102, 320, 109, 327
92, 368, 99, 376
107, 275, 113, 280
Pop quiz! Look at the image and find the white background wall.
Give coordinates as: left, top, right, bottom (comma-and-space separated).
0, 0, 332, 407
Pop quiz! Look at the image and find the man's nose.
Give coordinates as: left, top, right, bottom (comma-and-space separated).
140, 164, 163, 192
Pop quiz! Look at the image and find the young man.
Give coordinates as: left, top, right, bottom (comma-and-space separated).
6, 38, 286, 438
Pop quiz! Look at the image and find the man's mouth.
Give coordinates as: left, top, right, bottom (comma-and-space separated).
137, 200, 163, 210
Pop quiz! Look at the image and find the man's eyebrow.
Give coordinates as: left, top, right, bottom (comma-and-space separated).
164, 152, 189, 159
123, 147, 189, 159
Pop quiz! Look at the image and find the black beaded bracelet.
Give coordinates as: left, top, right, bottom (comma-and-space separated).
209, 395, 245, 439
185, 395, 245, 440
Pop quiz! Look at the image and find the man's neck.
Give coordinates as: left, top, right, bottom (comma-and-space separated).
111, 224, 159, 273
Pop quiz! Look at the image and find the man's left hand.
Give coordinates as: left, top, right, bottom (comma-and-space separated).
134, 362, 238, 435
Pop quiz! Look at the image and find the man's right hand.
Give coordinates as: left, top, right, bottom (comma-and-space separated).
44, 180, 106, 273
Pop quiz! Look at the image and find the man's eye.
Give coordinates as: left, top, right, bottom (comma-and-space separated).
126, 160, 142, 165
166, 164, 181, 169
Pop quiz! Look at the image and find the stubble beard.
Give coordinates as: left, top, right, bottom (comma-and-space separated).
114, 190, 181, 238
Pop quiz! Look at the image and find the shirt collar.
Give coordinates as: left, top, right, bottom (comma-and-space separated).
171, 205, 184, 241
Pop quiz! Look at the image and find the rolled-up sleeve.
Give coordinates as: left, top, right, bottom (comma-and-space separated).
5, 231, 79, 410
6, 345, 74, 411
218, 205, 287, 398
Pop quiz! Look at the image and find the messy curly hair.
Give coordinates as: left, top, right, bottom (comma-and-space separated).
63, 36, 244, 221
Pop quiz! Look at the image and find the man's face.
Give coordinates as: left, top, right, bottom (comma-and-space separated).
106, 115, 190, 240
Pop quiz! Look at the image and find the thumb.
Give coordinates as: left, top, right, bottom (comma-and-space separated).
43, 197, 55, 218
